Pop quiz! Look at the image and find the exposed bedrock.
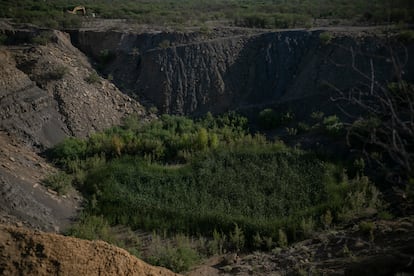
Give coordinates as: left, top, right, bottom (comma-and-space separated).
70, 29, 414, 115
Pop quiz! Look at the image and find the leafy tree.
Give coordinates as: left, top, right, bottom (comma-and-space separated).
196, 128, 209, 150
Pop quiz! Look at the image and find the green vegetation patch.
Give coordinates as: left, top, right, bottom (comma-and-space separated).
83, 146, 328, 237
49, 113, 381, 252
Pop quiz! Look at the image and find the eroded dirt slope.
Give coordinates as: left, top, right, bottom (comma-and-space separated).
1, 28, 145, 148
0, 24, 147, 232
0, 132, 80, 232
0, 224, 180, 276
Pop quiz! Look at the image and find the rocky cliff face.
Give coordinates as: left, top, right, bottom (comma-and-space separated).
1, 28, 145, 149
70, 28, 414, 115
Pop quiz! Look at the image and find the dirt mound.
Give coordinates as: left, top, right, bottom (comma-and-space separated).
0, 224, 180, 276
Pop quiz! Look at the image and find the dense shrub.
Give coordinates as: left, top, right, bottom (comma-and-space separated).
66, 214, 115, 243
258, 109, 294, 130
51, 137, 87, 165
42, 171, 72, 195
85, 71, 100, 84
31, 31, 53, 45
319, 32, 333, 45
147, 234, 199, 272
397, 29, 414, 43
322, 115, 344, 136
47, 65, 69, 80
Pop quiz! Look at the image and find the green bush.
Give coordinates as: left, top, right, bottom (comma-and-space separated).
311, 111, 324, 121
338, 176, 381, 222
32, 31, 53, 45
147, 233, 199, 272
258, 109, 294, 130
277, 229, 288, 248
300, 217, 315, 238
234, 13, 271, 28
321, 210, 333, 229
208, 229, 227, 255
286, 127, 298, 136
297, 122, 310, 133
59, 15, 82, 28
359, 221, 375, 241
159, 40, 171, 49
252, 232, 263, 249
359, 221, 374, 234
66, 215, 115, 243
319, 32, 333, 45
229, 224, 245, 252
322, 115, 343, 135
42, 171, 72, 195
274, 13, 311, 28
397, 29, 414, 43
199, 25, 211, 35
50, 137, 87, 165
47, 65, 69, 80
85, 71, 100, 84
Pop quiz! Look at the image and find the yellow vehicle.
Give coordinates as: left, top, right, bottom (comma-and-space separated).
67, 6, 86, 15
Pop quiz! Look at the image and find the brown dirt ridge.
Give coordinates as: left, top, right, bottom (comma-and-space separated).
0, 224, 180, 276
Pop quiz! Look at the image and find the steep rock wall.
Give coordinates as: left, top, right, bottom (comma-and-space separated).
71, 29, 414, 115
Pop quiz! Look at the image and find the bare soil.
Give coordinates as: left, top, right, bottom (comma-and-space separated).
0, 224, 180, 276
0, 131, 81, 232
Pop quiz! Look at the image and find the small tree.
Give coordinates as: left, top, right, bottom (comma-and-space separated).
209, 229, 227, 255
252, 232, 263, 249
196, 128, 209, 150
277, 229, 288, 248
111, 135, 124, 157
229, 223, 245, 252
